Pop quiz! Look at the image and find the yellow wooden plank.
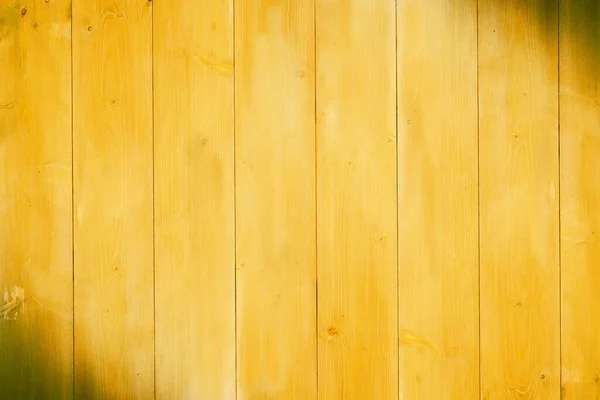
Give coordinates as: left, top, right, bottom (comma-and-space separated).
72, 0, 154, 397
235, 0, 316, 398
560, 1, 600, 397
0, 1, 72, 397
316, 0, 397, 398
479, 1, 559, 398
397, 1, 479, 398
153, 0, 235, 397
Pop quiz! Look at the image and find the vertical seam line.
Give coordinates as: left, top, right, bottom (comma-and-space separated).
150, 0, 156, 398
476, 0, 482, 398
70, 0, 75, 397
395, 0, 400, 396
314, 0, 319, 397
233, 0, 238, 397
557, 0, 562, 394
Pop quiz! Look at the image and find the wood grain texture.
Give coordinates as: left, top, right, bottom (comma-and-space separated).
234, 0, 316, 398
153, 0, 235, 398
560, 1, 600, 397
316, 0, 397, 398
397, 1, 479, 398
479, 1, 559, 398
0, 0, 72, 398
72, 0, 154, 397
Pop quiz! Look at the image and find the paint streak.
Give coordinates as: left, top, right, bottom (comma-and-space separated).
399, 329, 437, 353
194, 54, 233, 76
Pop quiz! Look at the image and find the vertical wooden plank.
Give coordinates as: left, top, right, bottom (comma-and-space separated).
72, 0, 154, 397
154, 0, 235, 397
0, 1, 72, 398
235, 0, 316, 398
479, 1, 559, 398
397, 1, 479, 399
560, 1, 600, 397
316, 0, 397, 398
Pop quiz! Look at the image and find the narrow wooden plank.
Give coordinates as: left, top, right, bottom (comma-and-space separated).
479, 1, 560, 398
154, 0, 235, 398
0, 1, 72, 398
316, 0, 397, 398
235, 0, 316, 398
397, 1, 479, 398
72, 0, 154, 397
560, 1, 600, 397
234, 0, 316, 398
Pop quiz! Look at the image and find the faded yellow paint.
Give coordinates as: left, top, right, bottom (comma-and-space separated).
0, 0, 73, 397
73, 0, 154, 397
479, 1, 560, 399
317, 0, 398, 398
560, 1, 600, 399
5, 2, 600, 399
397, 1, 479, 399
235, 0, 316, 398
154, 0, 236, 398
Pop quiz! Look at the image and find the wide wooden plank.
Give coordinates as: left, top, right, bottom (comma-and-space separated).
397, 1, 479, 398
316, 0, 397, 398
560, 1, 600, 397
479, 1, 560, 398
0, 1, 72, 397
154, 0, 235, 398
72, 0, 154, 397
235, 0, 316, 398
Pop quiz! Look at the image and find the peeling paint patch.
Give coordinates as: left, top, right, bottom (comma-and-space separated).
1, 286, 25, 320
562, 366, 582, 384
50, 22, 70, 39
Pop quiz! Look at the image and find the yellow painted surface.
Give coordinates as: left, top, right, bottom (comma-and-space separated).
316, 0, 397, 398
560, 1, 600, 398
479, 1, 560, 399
234, 0, 316, 398
153, 0, 235, 398
72, 0, 154, 398
397, 1, 479, 399
0, 0, 72, 397
5, 1, 600, 399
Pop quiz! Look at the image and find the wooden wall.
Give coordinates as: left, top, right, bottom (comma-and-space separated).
0, 0, 598, 399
